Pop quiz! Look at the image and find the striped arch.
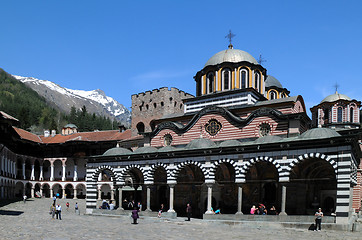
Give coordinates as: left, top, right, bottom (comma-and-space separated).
239, 156, 282, 182
147, 163, 169, 183
170, 160, 207, 181
210, 158, 238, 181
285, 153, 338, 179
119, 164, 145, 185
91, 165, 119, 183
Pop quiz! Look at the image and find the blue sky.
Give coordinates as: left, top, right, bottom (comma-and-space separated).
1, 0, 361, 113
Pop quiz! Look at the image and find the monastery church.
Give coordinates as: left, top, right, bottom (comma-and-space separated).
0, 40, 361, 226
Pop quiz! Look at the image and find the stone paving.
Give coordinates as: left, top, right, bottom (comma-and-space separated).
0, 198, 360, 240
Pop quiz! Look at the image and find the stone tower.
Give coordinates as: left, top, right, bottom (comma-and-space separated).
131, 87, 193, 136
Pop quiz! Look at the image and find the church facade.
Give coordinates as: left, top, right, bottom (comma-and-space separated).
85, 44, 362, 224
0, 43, 361, 226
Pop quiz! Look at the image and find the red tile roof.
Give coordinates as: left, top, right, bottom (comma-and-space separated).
13, 127, 43, 143
13, 127, 134, 144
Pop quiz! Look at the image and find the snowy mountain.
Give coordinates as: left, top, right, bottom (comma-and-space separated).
12, 75, 131, 127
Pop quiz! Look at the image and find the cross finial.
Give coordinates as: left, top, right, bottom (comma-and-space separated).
257, 54, 267, 65
334, 83, 339, 93
225, 30, 236, 49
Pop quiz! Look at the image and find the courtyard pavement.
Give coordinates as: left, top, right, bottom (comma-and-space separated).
0, 198, 360, 240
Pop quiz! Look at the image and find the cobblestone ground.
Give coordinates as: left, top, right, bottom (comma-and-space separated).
0, 198, 360, 240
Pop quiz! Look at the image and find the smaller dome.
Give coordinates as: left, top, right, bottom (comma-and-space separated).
133, 146, 158, 154
265, 75, 283, 88
219, 140, 242, 147
299, 128, 340, 139
186, 138, 216, 150
321, 91, 351, 103
64, 123, 77, 129
254, 135, 283, 144
103, 147, 132, 156
158, 146, 177, 152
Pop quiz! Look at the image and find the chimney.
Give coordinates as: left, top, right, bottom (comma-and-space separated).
44, 130, 50, 137
51, 130, 56, 137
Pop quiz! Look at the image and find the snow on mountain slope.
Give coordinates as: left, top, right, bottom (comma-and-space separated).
12, 75, 131, 126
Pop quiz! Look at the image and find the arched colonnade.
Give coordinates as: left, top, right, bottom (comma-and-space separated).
86, 153, 340, 218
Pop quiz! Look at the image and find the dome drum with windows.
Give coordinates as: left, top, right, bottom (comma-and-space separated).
194, 44, 267, 97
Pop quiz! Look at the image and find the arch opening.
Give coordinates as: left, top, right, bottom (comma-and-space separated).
287, 158, 337, 215
175, 164, 205, 218
243, 161, 279, 214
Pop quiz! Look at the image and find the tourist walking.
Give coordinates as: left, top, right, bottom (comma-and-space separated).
66, 202, 70, 211
56, 204, 62, 220
53, 196, 56, 205
131, 207, 139, 224
75, 202, 79, 214
50, 204, 56, 219
23, 194, 27, 203
186, 203, 192, 221
314, 208, 323, 231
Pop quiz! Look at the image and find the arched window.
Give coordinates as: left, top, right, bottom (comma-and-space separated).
269, 90, 277, 100
207, 72, 214, 94
150, 120, 156, 131
337, 107, 343, 123
136, 122, 145, 133
222, 68, 231, 90
254, 72, 261, 91
350, 107, 354, 122
324, 108, 329, 122
240, 68, 248, 88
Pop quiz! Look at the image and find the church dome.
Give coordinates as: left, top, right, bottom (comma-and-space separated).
321, 91, 351, 103
158, 145, 177, 152
299, 128, 340, 139
265, 75, 283, 88
204, 47, 258, 67
64, 124, 77, 129
219, 140, 242, 147
133, 146, 158, 154
103, 147, 132, 156
186, 138, 216, 149
254, 135, 283, 144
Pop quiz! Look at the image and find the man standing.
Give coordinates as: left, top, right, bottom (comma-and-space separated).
56, 204, 62, 220
186, 203, 192, 221
314, 208, 323, 231
23, 194, 27, 203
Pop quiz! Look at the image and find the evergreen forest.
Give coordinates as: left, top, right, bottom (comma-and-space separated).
0, 68, 121, 134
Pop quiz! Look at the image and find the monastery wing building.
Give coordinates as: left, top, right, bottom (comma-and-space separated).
1, 43, 361, 226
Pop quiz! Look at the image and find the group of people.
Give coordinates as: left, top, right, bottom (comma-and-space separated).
50, 203, 62, 220
49, 198, 79, 220
100, 200, 115, 210
250, 204, 278, 215
122, 199, 142, 210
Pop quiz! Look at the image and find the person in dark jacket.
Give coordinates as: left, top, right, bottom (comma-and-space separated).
131, 207, 139, 224
186, 203, 192, 221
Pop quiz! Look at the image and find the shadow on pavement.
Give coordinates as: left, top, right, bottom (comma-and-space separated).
0, 198, 23, 207
0, 210, 24, 216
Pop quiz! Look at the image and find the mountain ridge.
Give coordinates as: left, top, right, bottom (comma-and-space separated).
12, 75, 131, 127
